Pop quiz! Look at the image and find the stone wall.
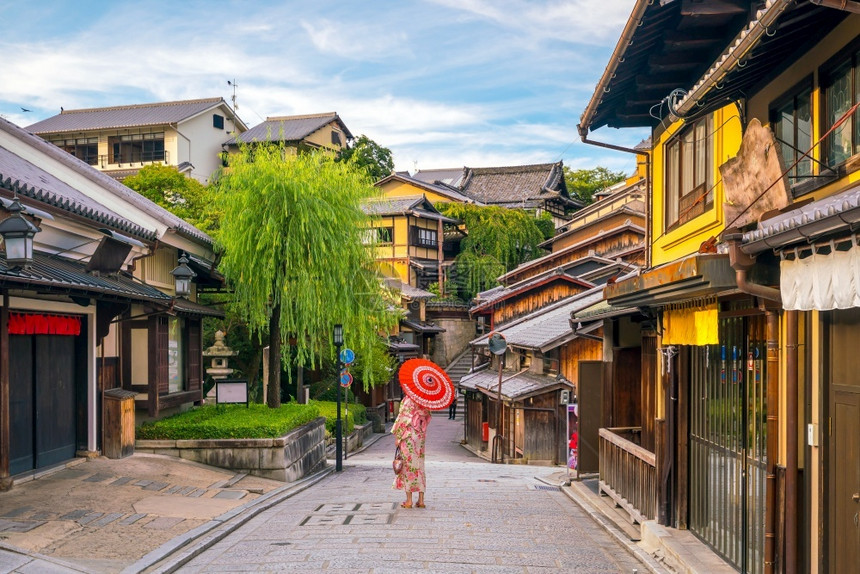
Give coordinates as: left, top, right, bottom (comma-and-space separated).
135, 416, 327, 482
431, 317, 476, 366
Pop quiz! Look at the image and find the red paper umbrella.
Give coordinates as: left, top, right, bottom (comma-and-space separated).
398, 358, 455, 410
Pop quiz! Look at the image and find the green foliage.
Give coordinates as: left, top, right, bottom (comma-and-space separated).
123, 164, 215, 232
335, 135, 395, 182
213, 146, 399, 396
135, 403, 320, 440
563, 166, 628, 205
436, 203, 547, 299
534, 212, 555, 241
309, 400, 365, 434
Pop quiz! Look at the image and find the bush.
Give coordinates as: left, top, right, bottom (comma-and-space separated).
136, 403, 320, 440
308, 400, 366, 435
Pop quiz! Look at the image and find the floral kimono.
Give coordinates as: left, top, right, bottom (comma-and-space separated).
392, 396, 431, 492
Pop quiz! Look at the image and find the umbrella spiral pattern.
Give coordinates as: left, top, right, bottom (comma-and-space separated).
398, 358, 455, 409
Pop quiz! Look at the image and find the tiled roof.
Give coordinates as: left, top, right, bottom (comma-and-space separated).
459, 367, 571, 400
0, 152, 155, 242
471, 287, 604, 352
401, 319, 445, 333
471, 268, 593, 313
0, 251, 171, 304
25, 98, 240, 133
458, 162, 580, 208
738, 183, 860, 254
172, 297, 225, 318
412, 168, 466, 187
227, 112, 351, 145
504, 220, 645, 281
0, 116, 212, 246
375, 172, 475, 203
361, 195, 458, 223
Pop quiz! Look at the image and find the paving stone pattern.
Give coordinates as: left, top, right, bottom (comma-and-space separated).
179, 419, 649, 573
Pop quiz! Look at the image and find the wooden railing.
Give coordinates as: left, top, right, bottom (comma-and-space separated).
598, 426, 656, 524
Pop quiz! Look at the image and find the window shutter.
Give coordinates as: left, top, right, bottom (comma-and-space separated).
151, 315, 169, 396
186, 319, 202, 392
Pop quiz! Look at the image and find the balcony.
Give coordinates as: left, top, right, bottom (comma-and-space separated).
598, 426, 656, 524
100, 150, 170, 168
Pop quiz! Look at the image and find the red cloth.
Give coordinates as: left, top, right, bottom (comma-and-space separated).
569, 432, 578, 450
8, 313, 81, 336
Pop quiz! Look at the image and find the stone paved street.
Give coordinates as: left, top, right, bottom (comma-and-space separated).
179, 416, 650, 573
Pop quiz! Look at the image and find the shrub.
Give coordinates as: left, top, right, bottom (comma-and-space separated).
136, 403, 320, 440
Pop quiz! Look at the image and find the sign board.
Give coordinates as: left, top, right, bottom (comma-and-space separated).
216, 379, 249, 407
340, 371, 353, 387
340, 348, 355, 365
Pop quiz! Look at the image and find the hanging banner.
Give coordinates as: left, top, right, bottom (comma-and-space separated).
8, 313, 81, 336
661, 304, 718, 346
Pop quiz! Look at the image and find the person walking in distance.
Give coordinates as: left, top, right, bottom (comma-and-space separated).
448, 386, 458, 419
392, 396, 431, 508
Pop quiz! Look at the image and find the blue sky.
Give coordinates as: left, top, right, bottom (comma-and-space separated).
0, 0, 648, 175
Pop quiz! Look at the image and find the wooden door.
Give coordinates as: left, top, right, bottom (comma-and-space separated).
9, 336, 34, 475
827, 308, 860, 572
830, 390, 860, 571
578, 361, 602, 474
9, 335, 76, 474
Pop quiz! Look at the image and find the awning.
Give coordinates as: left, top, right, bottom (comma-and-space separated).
459, 368, 572, 401
661, 302, 719, 346
171, 297, 225, 318
400, 319, 445, 333
604, 254, 738, 308
1, 251, 171, 304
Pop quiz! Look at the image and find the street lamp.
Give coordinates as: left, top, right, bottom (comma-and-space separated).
170, 252, 196, 297
0, 197, 40, 269
333, 324, 344, 472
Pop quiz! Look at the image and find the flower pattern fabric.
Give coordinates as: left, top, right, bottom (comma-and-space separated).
392, 396, 431, 493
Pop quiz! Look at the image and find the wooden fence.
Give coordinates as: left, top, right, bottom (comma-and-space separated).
598, 426, 656, 524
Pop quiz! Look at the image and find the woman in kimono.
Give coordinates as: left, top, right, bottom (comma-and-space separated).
392, 395, 431, 508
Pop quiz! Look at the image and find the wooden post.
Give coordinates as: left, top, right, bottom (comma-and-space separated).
0, 291, 11, 490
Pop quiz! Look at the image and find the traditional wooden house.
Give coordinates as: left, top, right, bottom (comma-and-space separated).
462, 175, 647, 466
579, 2, 860, 572
414, 162, 583, 229
223, 112, 352, 155
26, 98, 246, 184
0, 117, 221, 487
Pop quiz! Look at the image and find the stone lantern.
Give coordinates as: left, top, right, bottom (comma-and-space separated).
203, 330, 238, 400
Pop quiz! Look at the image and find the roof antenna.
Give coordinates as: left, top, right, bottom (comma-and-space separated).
227, 79, 239, 111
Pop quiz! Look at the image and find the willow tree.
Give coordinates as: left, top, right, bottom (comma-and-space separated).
214, 146, 398, 408
436, 203, 549, 299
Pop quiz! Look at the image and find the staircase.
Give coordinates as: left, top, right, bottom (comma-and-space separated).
433, 350, 472, 416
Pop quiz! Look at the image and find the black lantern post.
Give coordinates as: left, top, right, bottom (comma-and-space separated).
170, 252, 196, 297
0, 197, 39, 269
333, 324, 344, 472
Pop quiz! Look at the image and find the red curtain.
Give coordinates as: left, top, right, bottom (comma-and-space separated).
8, 313, 82, 336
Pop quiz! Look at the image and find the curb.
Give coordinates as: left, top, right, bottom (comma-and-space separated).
124, 465, 334, 574
533, 474, 670, 574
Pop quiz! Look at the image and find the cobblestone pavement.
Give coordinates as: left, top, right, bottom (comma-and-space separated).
178, 415, 649, 573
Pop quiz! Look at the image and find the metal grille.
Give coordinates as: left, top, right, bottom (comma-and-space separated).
689, 312, 767, 574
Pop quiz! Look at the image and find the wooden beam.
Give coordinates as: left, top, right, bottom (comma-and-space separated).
0, 292, 10, 490
681, 0, 747, 17
663, 29, 729, 49
648, 51, 710, 72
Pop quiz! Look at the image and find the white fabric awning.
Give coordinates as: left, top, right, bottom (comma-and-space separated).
780, 242, 860, 310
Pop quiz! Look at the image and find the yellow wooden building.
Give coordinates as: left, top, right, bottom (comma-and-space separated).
579, 2, 860, 572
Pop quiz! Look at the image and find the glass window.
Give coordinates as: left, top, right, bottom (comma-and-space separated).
167, 317, 185, 394
52, 137, 99, 165
412, 227, 437, 248
109, 132, 165, 164
823, 48, 860, 168
772, 85, 813, 187
664, 115, 714, 230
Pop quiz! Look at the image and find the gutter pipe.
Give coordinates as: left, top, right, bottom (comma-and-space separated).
726, 235, 782, 574
785, 309, 798, 574
576, 133, 652, 269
